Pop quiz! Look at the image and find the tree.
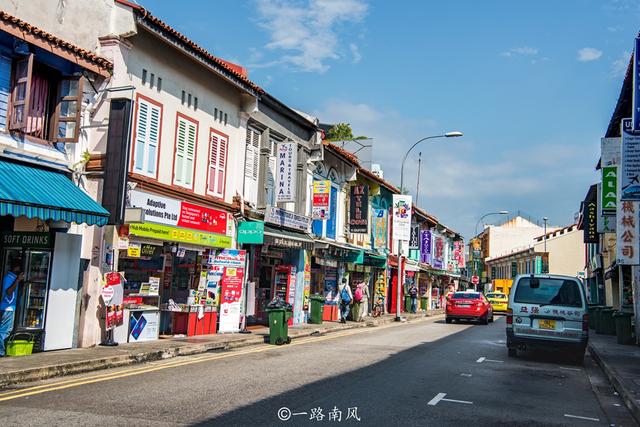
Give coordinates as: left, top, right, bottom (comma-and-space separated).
326, 123, 368, 141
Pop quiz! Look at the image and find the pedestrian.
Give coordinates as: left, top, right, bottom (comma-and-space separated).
409, 282, 418, 313
0, 260, 23, 357
356, 281, 370, 322
338, 278, 352, 323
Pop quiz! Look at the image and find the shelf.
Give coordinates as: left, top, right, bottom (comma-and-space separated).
125, 293, 160, 297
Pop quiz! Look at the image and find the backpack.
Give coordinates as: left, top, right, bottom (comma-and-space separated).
409, 286, 418, 297
340, 286, 351, 304
354, 285, 363, 302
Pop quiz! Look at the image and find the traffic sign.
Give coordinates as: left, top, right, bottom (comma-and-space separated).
471, 275, 479, 285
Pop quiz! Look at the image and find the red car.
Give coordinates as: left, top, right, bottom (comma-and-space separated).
446, 291, 494, 324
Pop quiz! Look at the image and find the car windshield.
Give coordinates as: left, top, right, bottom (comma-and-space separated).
486, 293, 506, 299
514, 278, 583, 307
452, 292, 480, 299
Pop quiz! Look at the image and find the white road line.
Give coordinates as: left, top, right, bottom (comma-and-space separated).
460, 373, 473, 377
564, 414, 600, 422
484, 359, 504, 363
559, 366, 581, 371
428, 393, 447, 406
442, 398, 473, 405
476, 357, 486, 363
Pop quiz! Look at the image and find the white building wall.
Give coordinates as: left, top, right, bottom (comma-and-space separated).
533, 228, 585, 277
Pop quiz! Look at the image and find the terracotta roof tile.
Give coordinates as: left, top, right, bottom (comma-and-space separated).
0, 11, 113, 73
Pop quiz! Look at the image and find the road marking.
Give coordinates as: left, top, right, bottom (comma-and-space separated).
485, 359, 503, 363
428, 393, 447, 406
460, 373, 473, 377
564, 414, 600, 422
442, 398, 473, 405
559, 366, 581, 371
476, 357, 486, 363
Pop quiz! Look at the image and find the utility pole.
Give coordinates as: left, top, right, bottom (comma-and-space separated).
416, 152, 422, 206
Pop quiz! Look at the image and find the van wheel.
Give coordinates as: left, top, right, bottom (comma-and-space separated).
508, 348, 517, 358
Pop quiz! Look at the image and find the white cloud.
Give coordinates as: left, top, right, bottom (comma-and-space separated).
611, 51, 631, 77
501, 47, 538, 57
577, 47, 603, 62
349, 43, 362, 64
253, 0, 368, 73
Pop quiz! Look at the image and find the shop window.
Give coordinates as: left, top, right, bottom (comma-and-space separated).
173, 114, 198, 188
7, 54, 83, 143
244, 127, 260, 206
132, 96, 162, 178
207, 128, 227, 199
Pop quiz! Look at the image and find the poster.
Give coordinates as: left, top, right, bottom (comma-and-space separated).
373, 209, 387, 249
392, 195, 412, 240
617, 200, 640, 265
128, 310, 159, 342
103, 272, 124, 330
323, 267, 338, 305
213, 249, 247, 268
303, 252, 311, 311
219, 267, 244, 332
127, 242, 141, 258
312, 180, 331, 220
348, 184, 369, 233
275, 141, 297, 202
620, 118, 640, 200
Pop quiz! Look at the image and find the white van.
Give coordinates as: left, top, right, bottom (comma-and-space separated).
506, 274, 588, 361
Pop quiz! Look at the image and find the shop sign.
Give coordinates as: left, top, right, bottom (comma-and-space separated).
140, 244, 157, 257
602, 167, 617, 212
129, 190, 228, 235
127, 242, 141, 258
601, 137, 621, 167
128, 222, 232, 248
420, 230, 431, 264
312, 180, 331, 220
103, 272, 124, 330
535, 256, 543, 274
348, 184, 369, 233
434, 236, 444, 260
617, 200, 640, 265
583, 185, 598, 243
315, 257, 338, 268
219, 267, 244, 333
1, 232, 51, 249
373, 209, 387, 249
264, 234, 313, 251
213, 249, 246, 268
265, 206, 311, 232
409, 224, 420, 249
275, 141, 297, 203
432, 259, 443, 270
392, 194, 412, 241
237, 221, 264, 245
620, 119, 640, 200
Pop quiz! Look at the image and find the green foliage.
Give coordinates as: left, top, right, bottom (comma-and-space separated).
326, 123, 368, 141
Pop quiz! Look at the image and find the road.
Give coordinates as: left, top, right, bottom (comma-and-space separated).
0, 316, 635, 426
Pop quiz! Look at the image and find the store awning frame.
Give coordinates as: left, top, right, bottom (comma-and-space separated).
0, 160, 110, 226
263, 224, 314, 251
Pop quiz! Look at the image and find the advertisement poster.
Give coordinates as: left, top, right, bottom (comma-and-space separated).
392, 195, 412, 240
312, 180, 331, 220
373, 209, 387, 249
303, 252, 311, 311
275, 141, 297, 202
348, 184, 369, 233
129, 190, 228, 234
620, 118, 640, 200
103, 272, 124, 330
128, 310, 159, 342
127, 242, 141, 258
219, 267, 244, 333
213, 249, 247, 268
420, 230, 432, 264
323, 267, 338, 305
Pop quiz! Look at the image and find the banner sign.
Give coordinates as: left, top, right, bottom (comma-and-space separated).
620, 119, 640, 200
312, 180, 331, 220
601, 137, 621, 167
218, 266, 244, 333
583, 185, 598, 243
535, 256, 543, 274
597, 183, 617, 233
392, 195, 412, 241
348, 184, 369, 233
420, 230, 432, 264
1, 232, 52, 249
602, 166, 618, 212
511, 262, 518, 278
265, 206, 311, 232
103, 272, 124, 330
128, 222, 232, 248
617, 200, 640, 265
237, 221, 264, 244
410, 225, 420, 249
129, 190, 228, 235
634, 37, 640, 131
373, 208, 387, 250
275, 141, 297, 202
213, 249, 246, 268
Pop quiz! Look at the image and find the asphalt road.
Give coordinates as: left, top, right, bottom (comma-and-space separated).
0, 316, 635, 426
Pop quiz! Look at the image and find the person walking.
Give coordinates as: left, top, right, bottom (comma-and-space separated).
338, 278, 353, 323
0, 260, 23, 357
355, 281, 370, 322
408, 282, 418, 314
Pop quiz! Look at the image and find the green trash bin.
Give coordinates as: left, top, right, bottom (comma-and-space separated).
266, 307, 291, 345
613, 311, 634, 345
588, 305, 602, 330
420, 296, 428, 311
600, 308, 616, 335
351, 302, 360, 321
595, 306, 612, 334
404, 295, 412, 312
309, 295, 325, 324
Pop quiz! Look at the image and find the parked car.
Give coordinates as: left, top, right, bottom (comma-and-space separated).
446, 291, 494, 324
506, 274, 588, 362
485, 292, 509, 313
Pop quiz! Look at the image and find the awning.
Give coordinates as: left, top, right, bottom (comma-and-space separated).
363, 252, 387, 268
405, 259, 420, 272
0, 160, 109, 226
264, 224, 314, 251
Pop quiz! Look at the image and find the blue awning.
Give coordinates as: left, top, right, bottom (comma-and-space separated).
0, 160, 109, 226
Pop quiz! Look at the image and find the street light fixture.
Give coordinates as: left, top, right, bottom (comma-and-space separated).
395, 131, 463, 321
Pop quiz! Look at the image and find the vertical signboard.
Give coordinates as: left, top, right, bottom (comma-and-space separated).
276, 141, 297, 202
373, 208, 387, 249
602, 166, 618, 213
348, 184, 369, 233
217, 250, 247, 333
511, 262, 518, 278
420, 230, 432, 264
392, 195, 412, 240
312, 180, 331, 220
617, 200, 640, 265
583, 185, 598, 243
409, 224, 420, 249
621, 118, 640, 200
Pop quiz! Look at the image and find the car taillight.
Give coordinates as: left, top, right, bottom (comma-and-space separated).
506, 308, 513, 325
582, 314, 588, 332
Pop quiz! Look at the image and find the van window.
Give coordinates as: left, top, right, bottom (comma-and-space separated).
514, 278, 582, 307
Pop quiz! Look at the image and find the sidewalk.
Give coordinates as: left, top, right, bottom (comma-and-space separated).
588, 333, 640, 424
0, 310, 443, 388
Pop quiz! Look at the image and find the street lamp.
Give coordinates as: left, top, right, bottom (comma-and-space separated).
472, 211, 509, 280
395, 131, 463, 321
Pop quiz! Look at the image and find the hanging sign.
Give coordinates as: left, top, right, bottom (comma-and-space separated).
602, 166, 618, 212
617, 200, 640, 265
583, 185, 598, 244
264, 206, 311, 231
420, 230, 432, 264
392, 194, 412, 240
409, 224, 420, 249
620, 119, 640, 200
312, 180, 331, 220
633, 37, 640, 131
128, 222, 231, 248
127, 242, 141, 258
348, 184, 369, 233
275, 141, 297, 202
373, 208, 387, 249
237, 221, 264, 245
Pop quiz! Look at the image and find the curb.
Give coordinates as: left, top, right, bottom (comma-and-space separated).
0, 312, 443, 388
588, 343, 640, 425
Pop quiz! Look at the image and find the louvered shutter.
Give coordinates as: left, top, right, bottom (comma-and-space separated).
208, 131, 227, 198
147, 104, 160, 176
185, 121, 196, 186
134, 100, 149, 173
244, 128, 260, 205
217, 136, 227, 196
174, 118, 186, 185
0, 55, 12, 130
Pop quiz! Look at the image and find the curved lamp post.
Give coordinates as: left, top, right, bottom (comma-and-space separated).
472, 210, 509, 279
395, 131, 463, 321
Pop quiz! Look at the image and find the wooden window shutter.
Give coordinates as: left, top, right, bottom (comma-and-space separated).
208, 132, 218, 192
146, 104, 160, 176
53, 77, 83, 142
218, 136, 227, 196
185, 121, 196, 186
9, 53, 33, 131
133, 100, 149, 173
174, 118, 187, 185
208, 131, 227, 198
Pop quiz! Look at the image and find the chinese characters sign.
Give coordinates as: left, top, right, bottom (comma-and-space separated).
348, 184, 369, 233
392, 195, 412, 241
276, 142, 297, 202
617, 200, 640, 265
312, 180, 331, 220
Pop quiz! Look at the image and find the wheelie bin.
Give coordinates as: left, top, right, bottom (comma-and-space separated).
309, 295, 325, 324
613, 311, 634, 345
404, 295, 412, 312
595, 306, 612, 334
266, 306, 292, 345
588, 305, 602, 330
420, 296, 428, 311
600, 308, 616, 335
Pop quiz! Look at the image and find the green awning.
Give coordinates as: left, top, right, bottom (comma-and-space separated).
0, 160, 110, 226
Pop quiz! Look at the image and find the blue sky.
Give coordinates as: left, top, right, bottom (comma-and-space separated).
140, 0, 640, 238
